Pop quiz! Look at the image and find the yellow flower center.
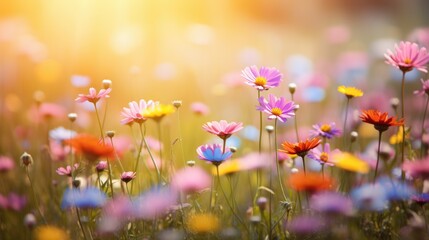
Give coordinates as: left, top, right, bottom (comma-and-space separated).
320, 124, 331, 133
320, 152, 329, 163
271, 107, 282, 116
254, 76, 267, 86
404, 58, 412, 64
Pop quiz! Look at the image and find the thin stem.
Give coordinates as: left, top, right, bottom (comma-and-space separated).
156, 121, 163, 174
130, 124, 146, 193
175, 108, 186, 165
342, 97, 350, 149
421, 96, 429, 158
302, 156, 307, 175
26, 167, 47, 224
400, 71, 406, 181
93, 103, 104, 140
109, 137, 125, 172
292, 94, 300, 142
107, 160, 114, 198
257, 90, 262, 189
76, 207, 89, 240
142, 129, 162, 184
374, 131, 383, 183
274, 119, 287, 200
216, 166, 248, 232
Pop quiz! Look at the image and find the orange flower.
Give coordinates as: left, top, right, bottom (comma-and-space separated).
360, 109, 404, 132
66, 134, 114, 162
279, 138, 321, 157
288, 172, 334, 192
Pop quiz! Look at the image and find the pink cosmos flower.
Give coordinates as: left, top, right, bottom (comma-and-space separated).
0, 156, 15, 172
190, 102, 210, 115
171, 167, 211, 194
120, 99, 155, 125
403, 158, 429, 179
75, 87, 112, 104
257, 94, 298, 122
56, 164, 79, 177
121, 171, 136, 183
202, 120, 243, 140
134, 187, 177, 220
98, 196, 134, 234
414, 79, 429, 96
384, 41, 429, 73
241, 65, 282, 91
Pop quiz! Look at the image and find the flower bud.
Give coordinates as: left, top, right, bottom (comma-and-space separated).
106, 130, 115, 138
229, 146, 237, 153
172, 100, 182, 109
33, 91, 45, 105
102, 79, 112, 89
20, 152, 33, 166
68, 113, 77, 122
257, 197, 268, 211
96, 161, 108, 172
390, 98, 399, 110
24, 213, 37, 229
186, 160, 195, 167
288, 83, 297, 95
350, 131, 358, 143
72, 179, 81, 188
265, 125, 274, 133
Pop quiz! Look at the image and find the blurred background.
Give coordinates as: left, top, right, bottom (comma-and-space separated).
1, 0, 429, 145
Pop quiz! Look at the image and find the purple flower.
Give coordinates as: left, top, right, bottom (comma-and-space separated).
351, 183, 388, 211
196, 144, 232, 166
414, 79, 429, 96
241, 65, 282, 91
287, 215, 325, 235
121, 171, 136, 183
307, 144, 338, 166
96, 161, 108, 172
257, 94, 298, 123
377, 176, 415, 201
134, 187, 177, 220
310, 122, 342, 139
310, 191, 354, 215
411, 193, 429, 205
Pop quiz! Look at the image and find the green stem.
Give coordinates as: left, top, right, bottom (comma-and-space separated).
26, 167, 47, 224
400, 71, 406, 181
257, 90, 262, 189
342, 97, 350, 149
373, 131, 383, 183
302, 156, 306, 175
421, 96, 429, 158
292, 94, 300, 142
130, 124, 146, 193
156, 121, 163, 174
76, 207, 89, 240
274, 119, 287, 200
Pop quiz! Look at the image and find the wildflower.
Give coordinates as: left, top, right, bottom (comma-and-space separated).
34, 225, 69, 240
196, 144, 232, 166
20, 152, 33, 166
0, 193, 27, 211
241, 65, 282, 91
98, 196, 134, 234
307, 143, 337, 166
389, 126, 409, 144
310, 122, 342, 139
378, 176, 415, 201
190, 102, 210, 115
257, 94, 298, 122
172, 100, 182, 108
143, 101, 175, 121
360, 109, 404, 132
120, 171, 136, 183
65, 134, 114, 162
310, 191, 354, 215
171, 167, 211, 193
134, 187, 177, 220
0, 156, 15, 172
331, 152, 370, 173
351, 183, 388, 211
120, 99, 155, 125
402, 158, 429, 179
34, 103, 66, 120
61, 186, 107, 209
384, 41, 429, 73
202, 120, 243, 140
49, 127, 77, 142
287, 215, 325, 235
337, 85, 363, 98
75, 87, 111, 104
280, 138, 321, 157
288, 172, 334, 193
56, 164, 79, 177
213, 159, 241, 176
411, 193, 429, 205
24, 213, 37, 229
363, 140, 395, 162
414, 79, 429, 96
186, 213, 220, 233
95, 161, 108, 172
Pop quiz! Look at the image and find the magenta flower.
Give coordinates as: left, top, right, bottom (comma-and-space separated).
414, 79, 429, 96
56, 164, 79, 177
384, 41, 429, 73
257, 94, 298, 122
121, 171, 136, 183
310, 122, 342, 139
75, 87, 112, 104
197, 144, 232, 166
0, 156, 15, 172
96, 161, 108, 172
171, 167, 211, 194
307, 144, 338, 166
403, 158, 429, 179
242, 65, 282, 91
202, 120, 243, 140
120, 99, 155, 125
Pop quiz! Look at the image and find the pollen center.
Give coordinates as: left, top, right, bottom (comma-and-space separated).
254, 76, 267, 86
320, 152, 329, 162
320, 124, 331, 133
404, 58, 412, 64
271, 107, 282, 116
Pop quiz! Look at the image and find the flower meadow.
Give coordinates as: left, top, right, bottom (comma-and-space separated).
2, 8, 429, 240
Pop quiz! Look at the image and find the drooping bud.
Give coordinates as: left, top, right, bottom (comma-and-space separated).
20, 152, 33, 166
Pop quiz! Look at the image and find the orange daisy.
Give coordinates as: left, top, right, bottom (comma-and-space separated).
279, 138, 321, 157
288, 172, 335, 193
66, 134, 114, 162
360, 109, 404, 132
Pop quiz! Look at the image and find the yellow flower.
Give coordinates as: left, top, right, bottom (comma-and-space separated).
187, 213, 220, 233
332, 152, 369, 173
337, 86, 364, 98
212, 159, 241, 175
389, 126, 409, 144
143, 102, 175, 121
35, 225, 69, 240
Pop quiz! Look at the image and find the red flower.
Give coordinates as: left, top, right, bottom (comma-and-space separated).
66, 134, 114, 162
360, 109, 404, 132
288, 172, 334, 193
280, 138, 321, 157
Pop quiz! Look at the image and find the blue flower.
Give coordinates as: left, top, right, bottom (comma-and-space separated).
377, 176, 415, 201
196, 144, 232, 166
61, 187, 107, 209
351, 183, 388, 211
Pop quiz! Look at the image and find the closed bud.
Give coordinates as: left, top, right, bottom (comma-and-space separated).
106, 130, 115, 138
24, 213, 37, 229
229, 146, 237, 153
257, 197, 268, 211
186, 160, 195, 167
172, 100, 182, 109
68, 113, 77, 122
288, 83, 297, 94
33, 91, 45, 105
350, 131, 358, 142
72, 179, 81, 188
390, 98, 399, 110
102, 79, 112, 89
20, 152, 33, 166
265, 125, 274, 133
